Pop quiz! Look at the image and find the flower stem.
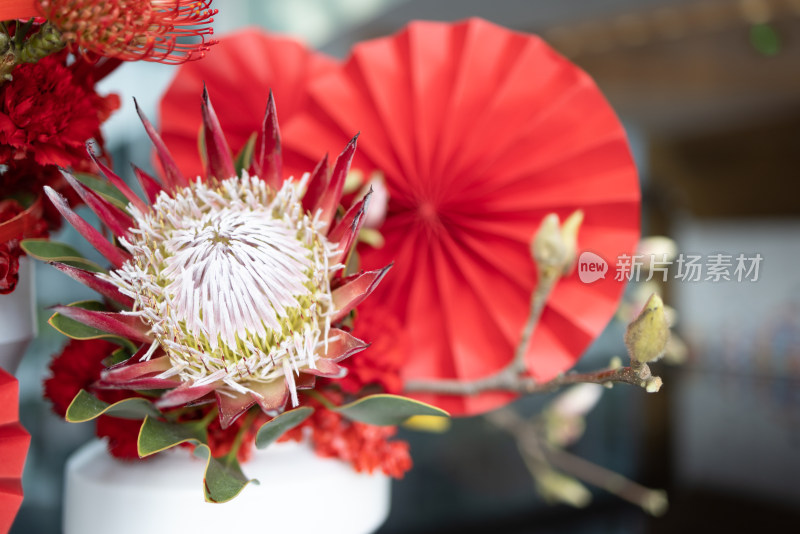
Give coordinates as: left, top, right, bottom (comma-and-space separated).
227, 409, 258, 460
486, 407, 667, 516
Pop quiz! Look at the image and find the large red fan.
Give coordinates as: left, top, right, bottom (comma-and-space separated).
284, 18, 641, 415
0, 368, 30, 532
159, 28, 338, 181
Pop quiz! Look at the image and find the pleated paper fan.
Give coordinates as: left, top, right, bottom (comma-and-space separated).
159, 28, 338, 181
0, 368, 30, 532
283, 18, 640, 415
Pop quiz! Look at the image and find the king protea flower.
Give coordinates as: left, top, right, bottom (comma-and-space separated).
44, 89, 389, 428
36, 0, 217, 64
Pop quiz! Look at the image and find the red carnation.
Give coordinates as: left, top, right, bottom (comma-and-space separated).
0, 199, 47, 293
337, 310, 405, 395
95, 416, 142, 460
43, 338, 117, 417
0, 51, 120, 168
0, 241, 20, 294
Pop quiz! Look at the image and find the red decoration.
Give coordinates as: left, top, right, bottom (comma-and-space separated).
285, 19, 641, 415
159, 29, 337, 182
0, 368, 30, 533
0, 1, 37, 20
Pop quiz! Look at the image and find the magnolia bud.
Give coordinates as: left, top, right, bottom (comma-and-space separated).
531, 213, 566, 272
536, 469, 592, 508
560, 209, 584, 274
624, 293, 670, 363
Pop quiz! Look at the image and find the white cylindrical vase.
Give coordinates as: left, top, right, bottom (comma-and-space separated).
0, 257, 37, 374
64, 439, 391, 534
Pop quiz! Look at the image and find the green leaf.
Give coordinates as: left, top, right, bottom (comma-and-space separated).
48, 300, 136, 350
21, 239, 104, 272
102, 346, 132, 367
336, 394, 449, 426
138, 417, 256, 503
65, 389, 161, 423
750, 23, 780, 57
194, 446, 257, 503
137, 416, 206, 457
255, 406, 313, 449
234, 132, 257, 176
73, 173, 130, 210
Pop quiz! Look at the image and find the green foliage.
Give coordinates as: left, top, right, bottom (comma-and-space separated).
48, 300, 137, 350
137, 416, 206, 457
336, 394, 449, 426
234, 132, 257, 176
20, 239, 104, 272
138, 416, 255, 503
255, 406, 313, 449
194, 445, 256, 504
65, 389, 160, 423
73, 173, 129, 209
750, 24, 780, 57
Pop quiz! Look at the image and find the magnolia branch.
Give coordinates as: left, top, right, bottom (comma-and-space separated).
404, 211, 668, 398
404, 359, 662, 396
403, 271, 663, 396
486, 408, 668, 515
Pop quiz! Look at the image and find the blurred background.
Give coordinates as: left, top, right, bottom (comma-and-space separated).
10, 0, 800, 532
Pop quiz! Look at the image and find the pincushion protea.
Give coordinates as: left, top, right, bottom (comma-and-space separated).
35, 0, 217, 64
43, 89, 389, 429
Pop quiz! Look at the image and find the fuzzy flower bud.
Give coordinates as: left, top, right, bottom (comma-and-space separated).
624, 293, 670, 363
531, 213, 566, 275
18, 23, 65, 64
559, 209, 584, 275
536, 469, 592, 508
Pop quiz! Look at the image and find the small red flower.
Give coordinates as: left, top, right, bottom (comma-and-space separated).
37, 0, 217, 64
0, 199, 47, 293
337, 310, 405, 395
279, 393, 412, 478
0, 51, 120, 168
95, 416, 142, 460
43, 338, 117, 417
44, 338, 159, 459
0, 241, 20, 294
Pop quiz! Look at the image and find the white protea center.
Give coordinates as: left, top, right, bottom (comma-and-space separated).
104, 172, 338, 399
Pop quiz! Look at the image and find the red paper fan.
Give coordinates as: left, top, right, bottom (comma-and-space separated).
159, 28, 338, 181
0, 368, 30, 532
284, 18, 640, 415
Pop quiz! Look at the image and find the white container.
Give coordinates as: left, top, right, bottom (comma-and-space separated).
64, 439, 391, 534
0, 257, 36, 374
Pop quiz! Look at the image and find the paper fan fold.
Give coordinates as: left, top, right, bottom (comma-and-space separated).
159, 28, 338, 181
284, 18, 641, 415
0, 369, 30, 532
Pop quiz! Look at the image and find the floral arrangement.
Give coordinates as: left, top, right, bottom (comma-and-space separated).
1, 0, 673, 519
37, 90, 434, 501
